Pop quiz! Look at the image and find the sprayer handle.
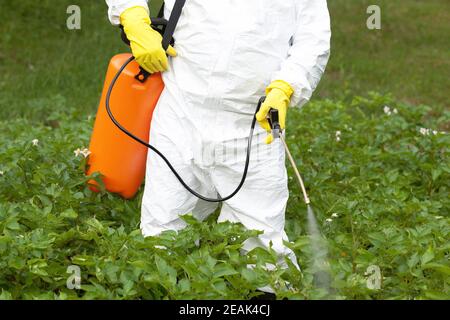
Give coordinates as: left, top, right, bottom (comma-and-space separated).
268, 109, 281, 139
269, 109, 280, 130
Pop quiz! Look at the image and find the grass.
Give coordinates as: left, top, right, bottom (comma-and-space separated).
0, 0, 448, 121
322, 0, 450, 107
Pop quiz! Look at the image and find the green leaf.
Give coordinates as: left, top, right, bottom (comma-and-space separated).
213, 263, 238, 278
0, 290, 13, 300
27, 259, 49, 276
8, 256, 26, 270
422, 263, 450, 276
420, 247, 435, 266
71, 255, 96, 266
424, 291, 450, 300
407, 253, 420, 269
241, 269, 257, 283
177, 278, 191, 293
431, 169, 442, 181
60, 208, 78, 219
6, 220, 21, 231
155, 255, 177, 286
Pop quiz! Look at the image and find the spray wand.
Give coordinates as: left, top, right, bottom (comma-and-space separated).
269, 111, 334, 291
269, 109, 311, 205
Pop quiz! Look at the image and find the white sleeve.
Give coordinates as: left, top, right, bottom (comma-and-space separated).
271, 0, 331, 107
105, 0, 149, 25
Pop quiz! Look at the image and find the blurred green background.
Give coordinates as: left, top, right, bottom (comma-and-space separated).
0, 0, 449, 121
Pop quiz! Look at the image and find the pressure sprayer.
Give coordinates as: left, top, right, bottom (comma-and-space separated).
87, 0, 311, 206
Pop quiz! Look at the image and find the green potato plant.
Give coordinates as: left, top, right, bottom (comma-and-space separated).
0, 93, 448, 300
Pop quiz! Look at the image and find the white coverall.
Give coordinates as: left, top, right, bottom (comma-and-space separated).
107, 0, 331, 267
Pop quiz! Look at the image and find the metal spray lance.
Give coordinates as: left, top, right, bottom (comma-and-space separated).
269, 109, 311, 205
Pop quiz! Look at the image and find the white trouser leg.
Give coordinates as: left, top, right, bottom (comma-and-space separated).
140, 89, 218, 237
214, 134, 299, 269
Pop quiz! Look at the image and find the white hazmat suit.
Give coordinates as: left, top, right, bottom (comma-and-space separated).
106, 0, 331, 268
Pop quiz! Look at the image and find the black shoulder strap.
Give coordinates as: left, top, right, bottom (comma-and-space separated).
161, 0, 187, 50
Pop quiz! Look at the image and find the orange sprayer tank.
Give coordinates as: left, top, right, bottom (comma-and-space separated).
87, 53, 164, 199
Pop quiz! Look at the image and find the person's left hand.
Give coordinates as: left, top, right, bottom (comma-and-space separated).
256, 80, 294, 144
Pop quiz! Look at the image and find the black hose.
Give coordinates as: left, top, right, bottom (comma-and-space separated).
105, 56, 262, 202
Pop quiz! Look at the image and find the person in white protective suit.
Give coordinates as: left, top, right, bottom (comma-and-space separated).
106, 0, 331, 271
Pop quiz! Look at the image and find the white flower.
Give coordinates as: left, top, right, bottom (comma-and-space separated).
420, 128, 430, 136
383, 106, 392, 115
74, 148, 81, 157
419, 128, 440, 136
335, 131, 341, 142
331, 213, 339, 218
80, 148, 91, 158
325, 218, 333, 223
0, 171, 4, 176
32, 139, 39, 146
393, 108, 398, 114
74, 148, 91, 158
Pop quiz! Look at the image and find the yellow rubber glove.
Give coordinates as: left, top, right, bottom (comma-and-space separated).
120, 6, 177, 73
256, 80, 294, 144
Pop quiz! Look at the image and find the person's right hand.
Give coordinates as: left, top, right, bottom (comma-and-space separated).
120, 6, 177, 73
